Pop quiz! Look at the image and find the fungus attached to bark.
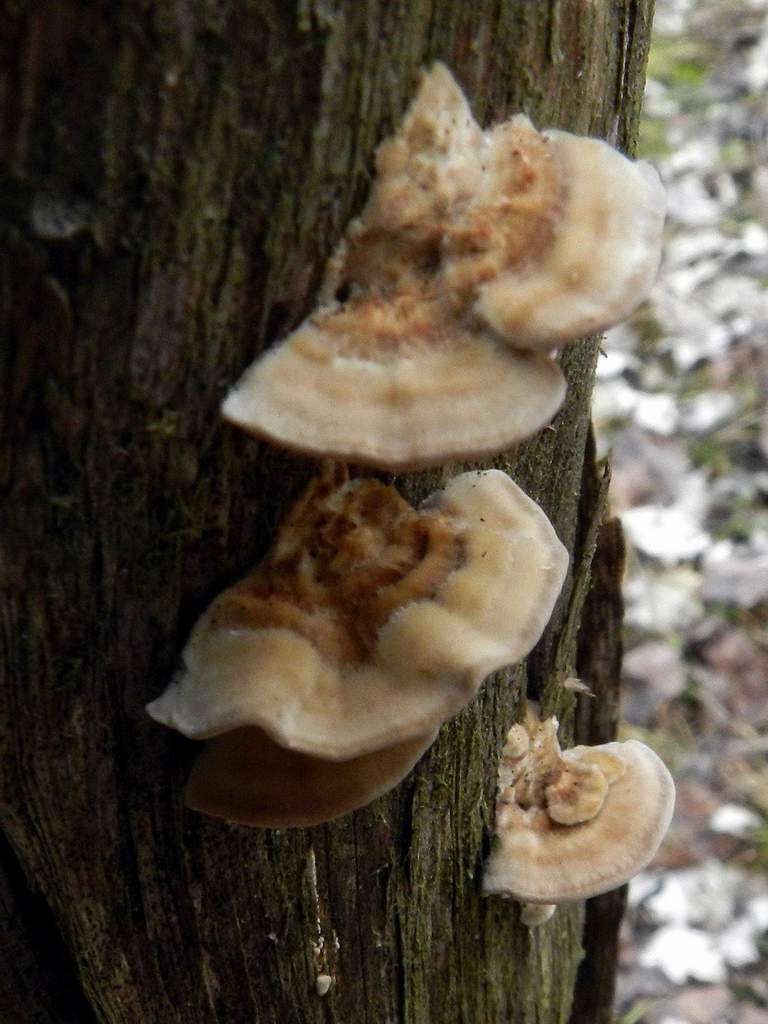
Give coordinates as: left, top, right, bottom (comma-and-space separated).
147, 468, 567, 824
148, 467, 567, 757
222, 63, 664, 469
184, 725, 438, 828
222, 302, 565, 470
472, 123, 666, 349
482, 706, 675, 918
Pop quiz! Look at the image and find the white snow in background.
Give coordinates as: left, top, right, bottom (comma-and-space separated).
632, 863, 768, 984
642, 862, 743, 929
591, 377, 642, 422
633, 393, 680, 436
744, 13, 768, 90
678, 391, 737, 433
622, 504, 710, 563
702, 540, 768, 607
709, 803, 762, 836
595, 348, 638, 380
639, 925, 727, 984
594, 1, 768, 1014
624, 565, 704, 631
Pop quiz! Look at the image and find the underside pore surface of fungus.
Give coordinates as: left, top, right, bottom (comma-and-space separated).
222, 62, 665, 468
147, 468, 568, 761
482, 705, 675, 907
184, 725, 438, 828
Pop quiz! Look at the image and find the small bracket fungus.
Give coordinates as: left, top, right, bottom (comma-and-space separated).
482, 707, 675, 918
222, 63, 664, 469
147, 468, 567, 825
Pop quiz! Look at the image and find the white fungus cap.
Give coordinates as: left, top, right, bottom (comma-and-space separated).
147, 470, 568, 760
475, 126, 666, 348
222, 309, 566, 470
483, 712, 675, 903
221, 63, 664, 468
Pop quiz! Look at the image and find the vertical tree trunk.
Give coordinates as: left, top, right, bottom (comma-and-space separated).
1, 2, 654, 1021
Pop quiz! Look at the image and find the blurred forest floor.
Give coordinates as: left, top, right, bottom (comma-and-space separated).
597, 1, 768, 1021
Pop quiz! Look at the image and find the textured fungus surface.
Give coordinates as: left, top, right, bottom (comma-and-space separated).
1, 0, 657, 1016
483, 708, 675, 903
474, 129, 666, 347
223, 297, 566, 469
222, 63, 664, 468
147, 469, 568, 759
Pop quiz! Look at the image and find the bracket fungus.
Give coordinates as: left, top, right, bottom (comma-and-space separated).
482, 706, 675, 920
147, 468, 568, 825
184, 725, 438, 828
222, 62, 665, 469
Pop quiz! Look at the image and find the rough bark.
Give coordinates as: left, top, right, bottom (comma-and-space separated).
0, 2, 653, 1021
571, 441, 630, 1024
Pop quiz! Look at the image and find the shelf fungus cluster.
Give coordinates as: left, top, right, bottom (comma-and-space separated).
146, 62, 673, 852
482, 706, 676, 924
222, 62, 665, 469
147, 470, 567, 826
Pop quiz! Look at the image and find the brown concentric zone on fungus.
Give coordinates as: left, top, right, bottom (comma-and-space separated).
334, 102, 565, 316
147, 468, 568, 758
302, 109, 567, 364
220, 66, 576, 469
294, 294, 457, 362
501, 712, 625, 827
441, 120, 565, 300
199, 468, 464, 667
483, 705, 675, 905
222, 64, 664, 468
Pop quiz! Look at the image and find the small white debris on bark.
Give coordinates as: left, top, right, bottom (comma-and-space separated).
315, 974, 333, 997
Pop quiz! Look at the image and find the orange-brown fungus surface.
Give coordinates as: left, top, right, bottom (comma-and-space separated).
299, 292, 492, 362
199, 471, 463, 666
444, 122, 564, 299
334, 113, 564, 319
497, 712, 624, 828
306, 121, 563, 363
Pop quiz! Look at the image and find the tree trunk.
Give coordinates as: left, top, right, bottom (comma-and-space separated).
0, 2, 654, 1021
